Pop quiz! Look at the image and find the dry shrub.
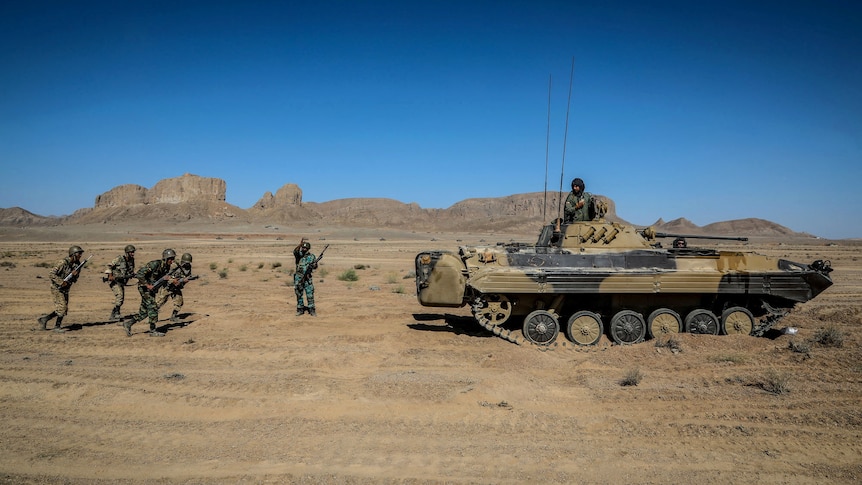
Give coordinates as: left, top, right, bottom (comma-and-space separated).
788, 340, 810, 354
760, 369, 790, 395
813, 326, 845, 348
619, 368, 642, 387
654, 336, 682, 352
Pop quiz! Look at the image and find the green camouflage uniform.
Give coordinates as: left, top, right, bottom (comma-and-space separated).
156, 261, 192, 313
564, 190, 592, 223
48, 256, 79, 317
130, 259, 172, 331
293, 246, 317, 313
106, 253, 135, 309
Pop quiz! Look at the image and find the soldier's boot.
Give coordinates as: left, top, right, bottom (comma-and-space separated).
148, 322, 165, 337
170, 310, 180, 323
122, 316, 136, 337
307, 307, 316, 317
53, 316, 67, 333
37, 312, 56, 331
109, 306, 121, 322
296, 307, 305, 316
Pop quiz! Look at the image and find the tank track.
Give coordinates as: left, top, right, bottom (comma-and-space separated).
752, 302, 792, 337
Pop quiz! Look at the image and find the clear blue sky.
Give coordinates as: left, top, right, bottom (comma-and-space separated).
1, 0, 860, 238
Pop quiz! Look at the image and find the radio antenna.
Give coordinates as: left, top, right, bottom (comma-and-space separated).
543, 74, 552, 222
557, 57, 575, 222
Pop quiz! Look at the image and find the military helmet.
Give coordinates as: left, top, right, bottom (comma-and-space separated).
301, 242, 311, 250
181, 253, 193, 263
124, 244, 136, 253
162, 248, 177, 260
68, 245, 84, 256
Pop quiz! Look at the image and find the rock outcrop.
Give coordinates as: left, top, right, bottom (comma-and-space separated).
148, 173, 226, 204
252, 184, 303, 210
95, 184, 148, 208
94, 174, 226, 208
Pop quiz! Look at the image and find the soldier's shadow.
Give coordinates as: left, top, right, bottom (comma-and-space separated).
64, 320, 121, 332
408, 313, 494, 338
155, 313, 199, 334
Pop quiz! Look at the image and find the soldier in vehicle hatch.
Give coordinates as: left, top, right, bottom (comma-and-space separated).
105, 244, 136, 322
564, 177, 592, 223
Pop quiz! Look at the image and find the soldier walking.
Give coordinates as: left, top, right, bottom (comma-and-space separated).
123, 249, 176, 337
293, 239, 317, 316
156, 252, 193, 323
105, 244, 136, 322
37, 245, 87, 333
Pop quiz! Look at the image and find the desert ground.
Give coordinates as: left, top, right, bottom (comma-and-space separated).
0, 223, 860, 484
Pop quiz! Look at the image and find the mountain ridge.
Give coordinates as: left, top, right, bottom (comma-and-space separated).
0, 173, 818, 238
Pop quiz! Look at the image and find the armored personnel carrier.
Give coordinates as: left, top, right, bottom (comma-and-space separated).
415, 220, 833, 346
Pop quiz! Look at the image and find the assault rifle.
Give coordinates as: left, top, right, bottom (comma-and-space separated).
297, 244, 329, 287
63, 255, 91, 283
151, 274, 199, 293
102, 274, 136, 285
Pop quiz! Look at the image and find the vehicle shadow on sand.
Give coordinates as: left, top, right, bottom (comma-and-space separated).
409, 313, 495, 338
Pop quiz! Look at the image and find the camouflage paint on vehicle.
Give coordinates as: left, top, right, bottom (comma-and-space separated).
416, 220, 833, 346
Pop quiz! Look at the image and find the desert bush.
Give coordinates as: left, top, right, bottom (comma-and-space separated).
34, 261, 52, 268
813, 326, 845, 348
338, 268, 359, 282
354, 264, 367, 270
392, 285, 405, 294
319, 268, 329, 278
788, 340, 810, 354
709, 354, 745, 364
271, 262, 282, 269
386, 272, 398, 284
239, 264, 247, 272
760, 369, 790, 395
228, 258, 233, 264
619, 368, 642, 387
209, 262, 218, 271
257, 262, 264, 269
654, 336, 682, 352
0, 261, 15, 268
218, 269, 228, 279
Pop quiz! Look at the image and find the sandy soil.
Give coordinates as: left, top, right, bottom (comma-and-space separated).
1, 224, 860, 484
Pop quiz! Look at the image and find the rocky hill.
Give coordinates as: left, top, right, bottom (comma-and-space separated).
0, 173, 811, 237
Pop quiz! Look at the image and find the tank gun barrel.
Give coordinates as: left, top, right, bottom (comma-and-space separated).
652, 232, 748, 242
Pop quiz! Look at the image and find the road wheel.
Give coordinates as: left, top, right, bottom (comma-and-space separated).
609, 310, 646, 345
522, 310, 559, 346
721, 306, 755, 335
685, 309, 719, 335
565, 311, 603, 346
647, 308, 682, 339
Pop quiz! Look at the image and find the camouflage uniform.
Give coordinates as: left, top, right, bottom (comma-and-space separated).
37, 246, 85, 332
293, 242, 317, 316
156, 256, 192, 322
564, 178, 593, 223
105, 246, 135, 321
123, 250, 175, 337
